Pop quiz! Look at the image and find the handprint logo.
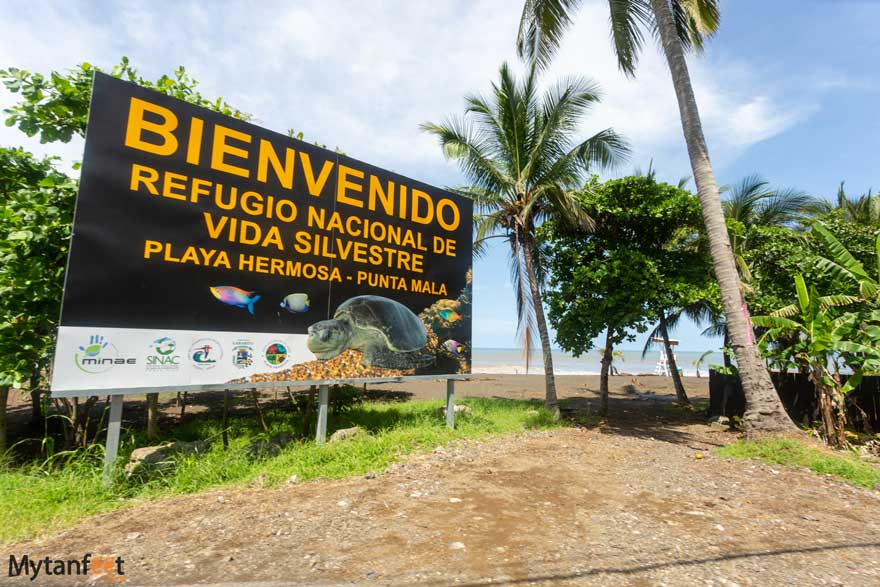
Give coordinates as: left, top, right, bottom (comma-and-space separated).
75, 334, 118, 374
79, 335, 108, 358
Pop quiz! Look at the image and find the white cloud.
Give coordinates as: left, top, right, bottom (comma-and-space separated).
0, 0, 811, 181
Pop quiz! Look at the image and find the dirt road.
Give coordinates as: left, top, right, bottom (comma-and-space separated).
6, 396, 879, 587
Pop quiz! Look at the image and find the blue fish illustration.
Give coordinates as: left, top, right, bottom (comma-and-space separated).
280, 293, 310, 313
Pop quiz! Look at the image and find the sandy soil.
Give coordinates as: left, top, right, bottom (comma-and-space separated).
4, 375, 880, 587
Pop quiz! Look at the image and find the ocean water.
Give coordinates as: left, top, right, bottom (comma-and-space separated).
472, 347, 725, 377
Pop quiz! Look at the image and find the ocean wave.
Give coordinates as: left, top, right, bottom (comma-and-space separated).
472, 364, 703, 377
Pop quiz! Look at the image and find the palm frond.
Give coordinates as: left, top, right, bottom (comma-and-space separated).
607, 0, 654, 76
420, 118, 509, 194
756, 187, 812, 227
472, 210, 506, 259
669, 0, 720, 53
517, 0, 584, 70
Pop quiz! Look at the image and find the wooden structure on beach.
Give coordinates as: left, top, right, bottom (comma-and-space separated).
651, 337, 679, 377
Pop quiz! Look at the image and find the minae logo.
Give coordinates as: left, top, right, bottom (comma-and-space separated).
146, 336, 181, 371
75, 335, 136, 374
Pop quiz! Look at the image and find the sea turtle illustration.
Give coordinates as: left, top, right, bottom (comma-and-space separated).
307, 295, 431, 369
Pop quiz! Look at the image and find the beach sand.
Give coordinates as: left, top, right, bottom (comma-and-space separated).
372, 373, 710, 403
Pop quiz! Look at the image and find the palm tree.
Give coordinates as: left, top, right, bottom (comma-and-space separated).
422, 63, 628, 413
517, 0, 797, 433
722, 174, 812, 285
805, 181, 878, 225
693, 350, 713, 378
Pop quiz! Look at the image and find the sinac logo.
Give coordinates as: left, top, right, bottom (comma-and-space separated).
151, 337, 177, 356
147, 336, 181, 371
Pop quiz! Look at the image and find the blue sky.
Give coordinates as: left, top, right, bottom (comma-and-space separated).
1, 0, 877, 352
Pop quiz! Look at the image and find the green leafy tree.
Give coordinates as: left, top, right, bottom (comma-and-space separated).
422, 63, 628, 413
1, 57, 249, 144
542, 175, 710, 415
0, 58, 250, 448
743, 217, 879, 318
0, 149, 76, 453
518, 0, 797, 434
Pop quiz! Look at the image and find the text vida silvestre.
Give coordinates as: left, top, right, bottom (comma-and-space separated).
8, 553, 124, 581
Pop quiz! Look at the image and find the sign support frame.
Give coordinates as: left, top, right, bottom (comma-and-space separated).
102, 394, 124, 485
446, 379, 456, 429
316, 384, 329, 444
97, 377, 469, 483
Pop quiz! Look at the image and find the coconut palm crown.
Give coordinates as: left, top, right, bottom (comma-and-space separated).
721, 174, 812, 284
422, 63, 628, 412
517, 0, 720, 75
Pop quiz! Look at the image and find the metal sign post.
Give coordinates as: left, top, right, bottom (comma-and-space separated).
102, 395, 124, 485
315, 384, 329, 444
445, 379, 455, 429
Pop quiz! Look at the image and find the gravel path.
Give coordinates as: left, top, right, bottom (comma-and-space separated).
6, 409, 879, 587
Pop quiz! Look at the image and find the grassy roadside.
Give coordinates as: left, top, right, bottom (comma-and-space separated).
715, 437, 880, 489
0, 398, 559, 545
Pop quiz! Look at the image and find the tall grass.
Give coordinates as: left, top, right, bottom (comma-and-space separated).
716, 437, 880, 489
0, 398, 558, 544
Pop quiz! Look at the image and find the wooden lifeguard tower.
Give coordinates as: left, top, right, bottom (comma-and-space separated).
651, 337, 679, 376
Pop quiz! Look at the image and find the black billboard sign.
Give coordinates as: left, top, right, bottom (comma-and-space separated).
51, 73, 472, 395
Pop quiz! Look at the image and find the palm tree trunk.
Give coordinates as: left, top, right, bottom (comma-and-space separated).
660, 311, 689, 405
599, 329, 613, 417
649, 0, 795, 434
521, 237, 559, 414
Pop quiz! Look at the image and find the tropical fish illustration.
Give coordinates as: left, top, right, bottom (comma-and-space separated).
280, 293, 310, 313
443, 339, 465, 356
438, 309, 462, 322
210, 286, 261, 315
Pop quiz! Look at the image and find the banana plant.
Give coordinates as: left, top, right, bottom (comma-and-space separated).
812, 223, 880, 304
752, 274, 880, 447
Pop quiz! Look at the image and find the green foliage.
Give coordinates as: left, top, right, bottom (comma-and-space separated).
542, 175, 712, 356
422, 62, 627, 369
0, 57, 249, 144
743, 214, 879, 317
716, 437, 880, 489
0, 149, 76, 386
752, 263, 880, 446
0, 398, 560, 543
753, 275, 880, 376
